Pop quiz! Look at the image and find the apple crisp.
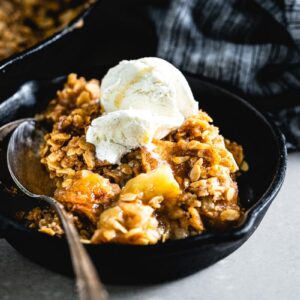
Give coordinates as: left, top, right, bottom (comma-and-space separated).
0, 0, 93, 61
24, 74, 247, 245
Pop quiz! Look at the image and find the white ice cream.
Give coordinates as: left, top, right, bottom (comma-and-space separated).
86, 57, 198, 164
86, 109, 180, 164
100, 57, 198, 119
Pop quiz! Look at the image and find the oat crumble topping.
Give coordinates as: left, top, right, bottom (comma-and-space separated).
21, 74, 247, 245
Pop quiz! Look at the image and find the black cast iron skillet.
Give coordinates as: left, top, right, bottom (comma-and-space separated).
0, 0, 100, 72
0, 66, 287, 284
0, 0, 159, 92
0, 0, 100, 91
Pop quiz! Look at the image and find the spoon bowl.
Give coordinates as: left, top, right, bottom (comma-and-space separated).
6, 120, 56, 197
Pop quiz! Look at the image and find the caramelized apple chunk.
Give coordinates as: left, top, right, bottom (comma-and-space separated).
92, 165, 182, 244
54, 170, 120, 223
121, 164, 181, 201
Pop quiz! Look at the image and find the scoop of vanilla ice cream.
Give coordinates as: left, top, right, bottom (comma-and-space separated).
86, 109, 180, 164
87, 57, 199, 164
100, 57, 198, 119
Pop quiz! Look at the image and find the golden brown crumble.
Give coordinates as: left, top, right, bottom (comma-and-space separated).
25, 207, 95, 240
0, 0, 93, 61
23, 73, 247, 245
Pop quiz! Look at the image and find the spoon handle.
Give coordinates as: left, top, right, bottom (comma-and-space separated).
41, 196, 108, 300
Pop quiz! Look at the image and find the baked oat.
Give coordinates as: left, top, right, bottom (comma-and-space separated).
22, 74, 247, 245
0, 0, 93, 61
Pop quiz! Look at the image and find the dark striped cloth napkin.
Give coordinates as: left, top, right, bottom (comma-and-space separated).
148, 0, 300, 151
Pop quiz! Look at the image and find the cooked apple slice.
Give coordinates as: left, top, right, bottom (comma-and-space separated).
121, 164, 181, 201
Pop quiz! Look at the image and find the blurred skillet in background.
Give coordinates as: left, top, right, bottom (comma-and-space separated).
0, 65, 286, 284
0, 0, 159, 101
0, 0, 98, 77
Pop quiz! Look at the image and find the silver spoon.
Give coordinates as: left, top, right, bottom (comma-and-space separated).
6, 119, 108, 300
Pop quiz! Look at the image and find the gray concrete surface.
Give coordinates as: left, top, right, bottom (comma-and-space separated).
0, 153, 299, 300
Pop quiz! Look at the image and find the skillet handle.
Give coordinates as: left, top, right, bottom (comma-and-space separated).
0, 214, 14, 238
0, 213, 26, 239
0, 216, 7, 238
